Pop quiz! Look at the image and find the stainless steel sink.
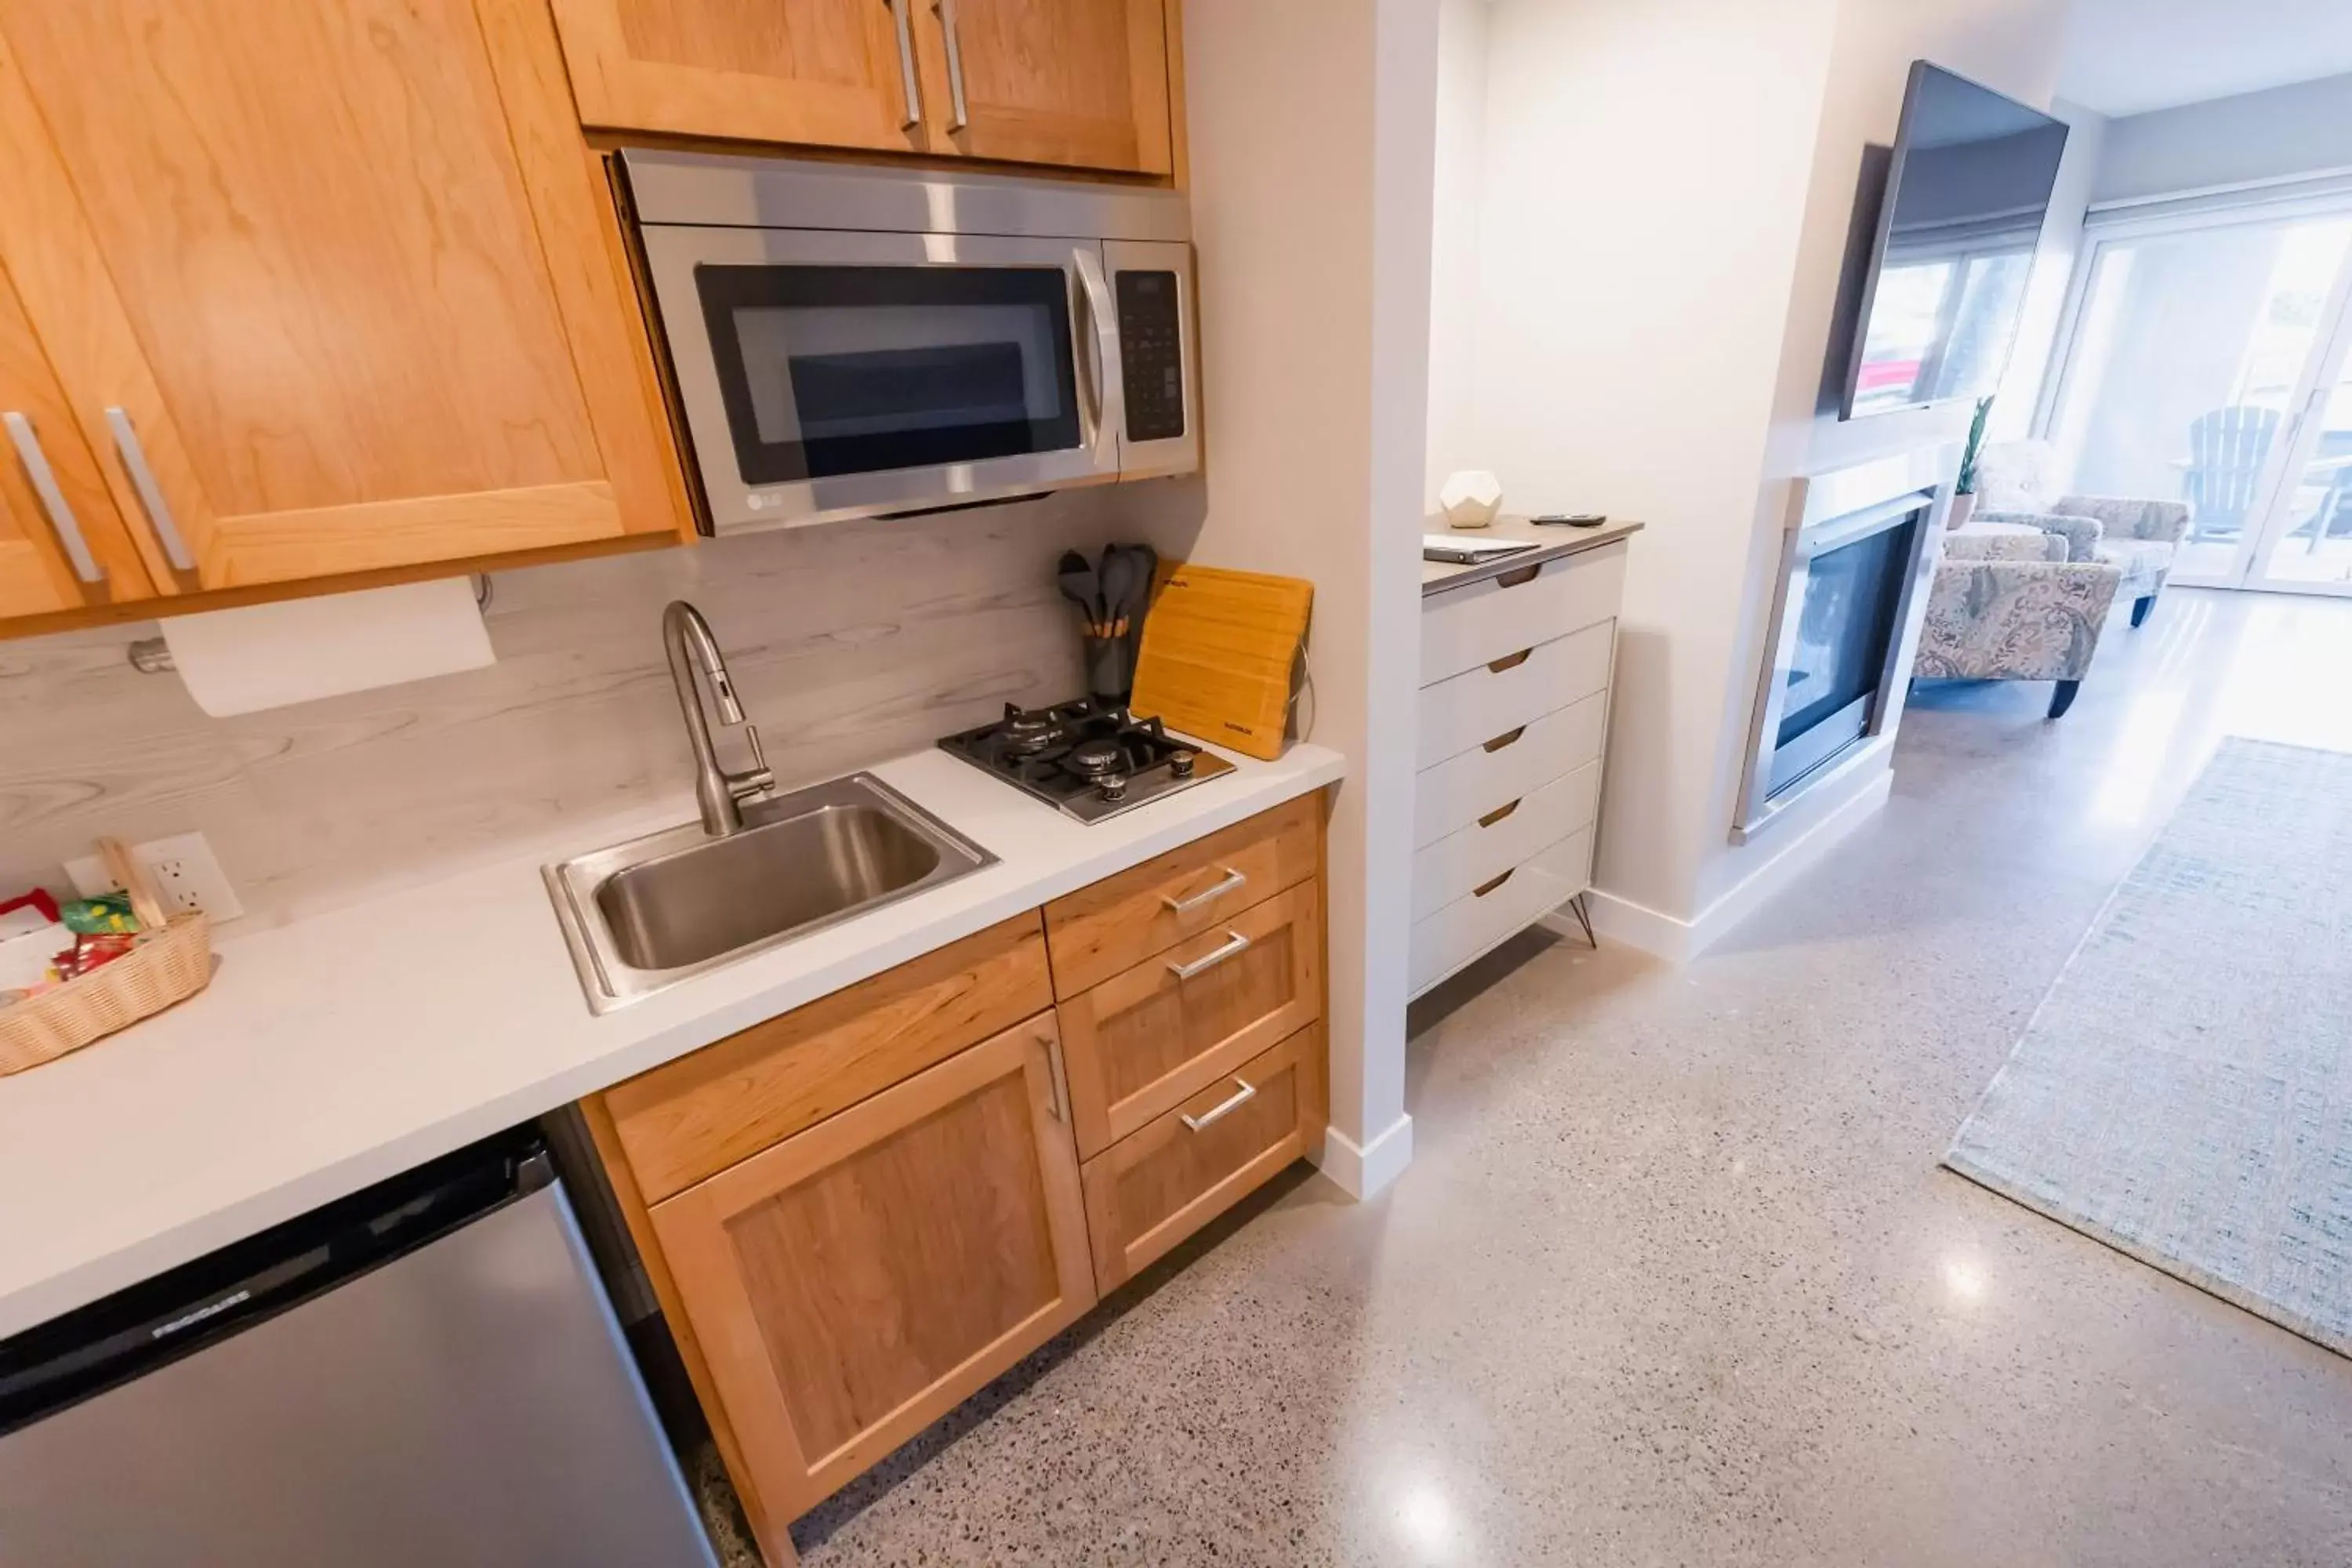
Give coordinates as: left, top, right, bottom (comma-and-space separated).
545, 774, 995, 1011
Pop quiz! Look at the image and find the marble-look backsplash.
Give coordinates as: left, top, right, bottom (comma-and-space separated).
0, 492, 1162, 929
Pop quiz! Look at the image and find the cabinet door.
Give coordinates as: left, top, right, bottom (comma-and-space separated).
0, 263, 154, 622
0, 0, 679, 593
651, 1011, 1094, 1519
928, 0, 1172, 175
550, 0, 931, 153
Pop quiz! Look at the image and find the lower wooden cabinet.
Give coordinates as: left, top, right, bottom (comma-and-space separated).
647, 1010, 1094, 1520
1080, 1022, 1322, 1294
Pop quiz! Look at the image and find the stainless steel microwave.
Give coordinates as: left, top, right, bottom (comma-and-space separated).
619, 150, 1200, 536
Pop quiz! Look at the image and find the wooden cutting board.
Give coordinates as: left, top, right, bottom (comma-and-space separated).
1128, 561, 1313, 760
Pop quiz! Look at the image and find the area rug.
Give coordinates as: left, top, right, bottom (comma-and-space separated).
1944, 738, 2352, 1356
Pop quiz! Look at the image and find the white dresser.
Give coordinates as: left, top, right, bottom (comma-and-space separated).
1410, 521, 1638, 997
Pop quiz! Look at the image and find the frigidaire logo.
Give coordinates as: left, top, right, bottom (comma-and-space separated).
151, 1290, 250, 1340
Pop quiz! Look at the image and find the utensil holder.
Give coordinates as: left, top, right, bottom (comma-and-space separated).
1083, 628, 1136, 705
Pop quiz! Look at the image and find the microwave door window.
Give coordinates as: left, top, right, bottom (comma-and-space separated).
695, 264, 1081, 486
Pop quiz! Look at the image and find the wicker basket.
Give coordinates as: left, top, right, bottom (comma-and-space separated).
0, 913, 213, 1076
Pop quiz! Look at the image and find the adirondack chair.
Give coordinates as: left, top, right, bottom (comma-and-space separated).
2182, 405, 2279, 541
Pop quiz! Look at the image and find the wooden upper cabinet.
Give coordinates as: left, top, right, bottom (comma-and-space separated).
549, 0, 932, 153
0, 0, 681, 596
649, 1011, 1094, 1520
547, 0, 1176, 179
927, 0, 1172, 176
0, 263, 155, 624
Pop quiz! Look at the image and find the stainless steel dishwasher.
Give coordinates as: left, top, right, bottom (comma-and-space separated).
0, 1127, 719, 1568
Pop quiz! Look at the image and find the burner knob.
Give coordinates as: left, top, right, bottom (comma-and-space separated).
1168, 748, 1197, 779
1098, 774, 1130, 803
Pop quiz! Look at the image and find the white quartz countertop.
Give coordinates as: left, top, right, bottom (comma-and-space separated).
0, 741, 1345, 1340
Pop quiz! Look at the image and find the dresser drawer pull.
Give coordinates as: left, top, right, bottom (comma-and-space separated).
1167, 929, 1251, 980
1483, 726, 1527, 753
1180, 1077, 1258, 1132
1494, 563, 1541, 589
1162, 866, 1248, 913
1478, 798, 1522, 828
1486, 647, 1532, 673
1472, 868, 1515, 898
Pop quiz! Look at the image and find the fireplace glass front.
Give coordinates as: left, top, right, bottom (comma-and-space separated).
1766, 509, 1921, 797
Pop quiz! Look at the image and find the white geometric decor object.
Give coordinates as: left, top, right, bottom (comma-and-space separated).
1439, 470, 1503, 530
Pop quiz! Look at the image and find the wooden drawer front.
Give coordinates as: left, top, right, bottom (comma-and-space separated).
1413, 691, 1606, 849
1420, 542, 1628, 686
649, 1011, 1094, 1519
1059, 880, 1322, 1161
1081, 1022, 1322, 1294
601, 913, 1051, 1203
1416, 621, 1613, 771
1045, 793, 1320, 998
1408, 827, 1594, 996
1410, 762, 1600, 923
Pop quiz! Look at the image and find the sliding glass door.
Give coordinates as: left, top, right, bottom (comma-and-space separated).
2045, 202, 2352, 595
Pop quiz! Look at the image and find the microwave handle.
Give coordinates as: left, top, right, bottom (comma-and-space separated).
1072, 246, 1124, 466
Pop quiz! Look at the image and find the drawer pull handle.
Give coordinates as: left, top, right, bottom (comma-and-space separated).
1167, 928, 1250, 980
1162, 866, 1248, 913
1483, 726, 1526, 753
1487, 647, 1533, 673
1472, 868, 1515, 898
1479, 798, 1521, 828
1495, 563, 1541, 588
1181, 1077, 1258, 1132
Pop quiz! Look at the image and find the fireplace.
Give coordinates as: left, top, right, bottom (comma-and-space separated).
1734, 445, 1956, 837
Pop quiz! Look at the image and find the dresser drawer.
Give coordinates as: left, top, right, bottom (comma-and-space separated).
1080, 1022, 1323, 1294
1420, 541, 1628, 686
1408, 827, 1594, 996
1410, 762, 1600, 922
1416, 621, 1613, 770
1414, 691, 1606, 848
1044, 793, 1320, 998
1058, 879, 1321, 1160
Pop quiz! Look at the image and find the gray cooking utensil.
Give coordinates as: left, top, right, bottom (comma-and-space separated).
1058, 550, 1103, 629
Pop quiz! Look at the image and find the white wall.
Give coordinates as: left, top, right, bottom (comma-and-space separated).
1146, 0, 1437, 1198
1994, 98, 2107, 441
2094, 71, 2352, 207
1465, 0, 1838, 927
1434, 0, 2070, 949
1425, 0, 1489, 507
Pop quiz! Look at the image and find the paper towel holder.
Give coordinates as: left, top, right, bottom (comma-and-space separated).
125, 575, 494, 676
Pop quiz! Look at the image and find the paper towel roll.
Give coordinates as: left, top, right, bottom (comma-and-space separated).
161, 577, 495, 717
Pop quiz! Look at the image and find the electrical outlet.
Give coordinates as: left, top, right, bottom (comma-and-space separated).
64, 832, 245, 922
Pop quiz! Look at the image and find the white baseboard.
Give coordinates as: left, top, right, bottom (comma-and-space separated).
1585, 765, 1894, 964
1316, 1113, 1414, 1199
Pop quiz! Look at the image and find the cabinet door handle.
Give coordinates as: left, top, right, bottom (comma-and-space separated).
1180, 1077, 1257, 1132
103, 408, 195, 572
884, 0, 923, 129
4, 412, 102, 583
1043, 1033, 1069, 1123
1162, 866, 1247, 913
933, 0, 970, 130
1167, 928, 1250, 980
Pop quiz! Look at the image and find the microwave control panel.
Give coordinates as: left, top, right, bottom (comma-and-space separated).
1116, 270, 1187, 442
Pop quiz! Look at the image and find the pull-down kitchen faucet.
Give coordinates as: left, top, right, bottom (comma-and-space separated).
662, 600, 775, 836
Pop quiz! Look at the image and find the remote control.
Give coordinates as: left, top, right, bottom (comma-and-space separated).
1531, 513, 1608, 528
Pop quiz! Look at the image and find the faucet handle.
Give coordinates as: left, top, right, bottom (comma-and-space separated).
732, 723, 777, 800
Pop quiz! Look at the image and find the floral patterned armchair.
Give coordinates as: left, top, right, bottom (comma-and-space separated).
1972, 440, 2192, 627
1912, 529, 2124, 719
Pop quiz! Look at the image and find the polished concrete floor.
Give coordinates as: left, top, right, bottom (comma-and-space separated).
790, 587, 2352, 1567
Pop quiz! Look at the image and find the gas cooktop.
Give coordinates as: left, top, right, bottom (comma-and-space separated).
937, 698, 1235, 822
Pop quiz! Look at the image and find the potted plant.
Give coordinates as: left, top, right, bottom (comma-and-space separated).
1950, 395, 1993, 530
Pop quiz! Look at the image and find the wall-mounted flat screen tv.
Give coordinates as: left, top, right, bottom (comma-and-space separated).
1840, 62, 2069, 419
